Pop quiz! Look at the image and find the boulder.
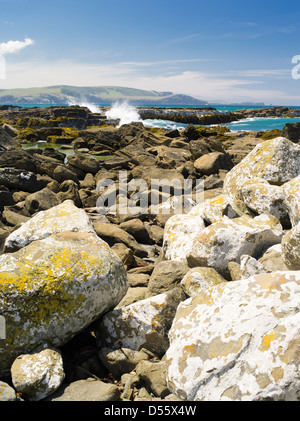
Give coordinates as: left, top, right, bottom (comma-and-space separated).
2, 209, 31, 227
166, 271, 300, 401
119, 218, 152, 245
281, 121, 300, 143
93, 222, 148, 258
258, 244, 289, 272
163, 214, 206, 262
187, 214, 283, 278
189, 136, 226, 160
0, 148, 37, 172
97, 287, 185, 357
47, 378, 120, 401
98, 347, 150, 379
11, 346, 65, 401
135, 360, 171, 398
283, 175, 300, 226
194, 152, 233, 175
146, 260, 189, 297
4, 200, 95, 252
240, 254, 266, 279
52, 165, 80, 185
0, 168, 44, 193
0, 189, 15, 211
115, 286, 148, 308
281, 222, 300, 270
239, 178, 289, 226
188, 194, 245, 224
0, 381, 17, 401
0, 231, 128, 376
57, 180, 82, 208
67, 154, 100, 175
223, 137, 300, 203
181, 267, 227, 298
25, 187, 61, 214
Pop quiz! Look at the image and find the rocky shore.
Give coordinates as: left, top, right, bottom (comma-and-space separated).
0, 105, 300, 401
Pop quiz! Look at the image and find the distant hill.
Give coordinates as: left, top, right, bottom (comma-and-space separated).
0, 85, 207, 106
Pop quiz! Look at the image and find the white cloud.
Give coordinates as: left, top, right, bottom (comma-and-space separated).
2, 58, 300, 105
0, 37, 34, 56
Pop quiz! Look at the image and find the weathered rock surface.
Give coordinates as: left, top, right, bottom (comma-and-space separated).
0, 230, 128, 376
0, 381, 18, 401
283, 175, 300, 227
181, 267, 227, 298
11, 346, 65, 401
163, 214, 206, 262
223, 137, 300, 203
281, 222, 300, 270
4, 200, 95, 252
166, 271, 300, 401
187, 214, 283, 278
97, 287, 185, 357
47, 378, 120, 401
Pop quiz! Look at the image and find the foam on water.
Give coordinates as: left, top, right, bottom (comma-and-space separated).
67, 98, 101, 114
105, 101, 142, 127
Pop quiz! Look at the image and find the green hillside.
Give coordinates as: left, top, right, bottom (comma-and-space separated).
0, 85, 207, 105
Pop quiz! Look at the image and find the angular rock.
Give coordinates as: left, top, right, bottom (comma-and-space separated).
194, 152, 233, 175
166, 271, 300, 401
281, 121, 300, 142
135, 360, 170, 398
188, 194, 245, 224
0, 381, 17, 401
0, 148, 37, 172
181, 267, 227, 298
47, 379, 120, 401
115, 287, 148, 308
163, 214, 206, 262
281, 222, 300, 270
240, 254, 266, 279
98, 347, 150, 378
67, 154, 100, 175
4, 200, 95, 252
11, 346, 65, 401
97, 287, 185, 357
119, 218, 152, 245
2, 209, 31, 227
187, 214, 283, 278
0, 231, 128, 376
147, 260, 189, 297
52, 165, 80, 185
57, 180, 82, 208
223, 137, 300, 203
258, 244, 289, 272
25, 187, 61, 214
0, 168, 43, 193
283, 175, 300, 226
93, 222, 148, 258
239, 178, 289, 226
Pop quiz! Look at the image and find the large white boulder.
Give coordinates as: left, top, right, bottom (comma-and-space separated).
166, 271, 300, 401
223, 137, 300, 203
187, 214, 283, 278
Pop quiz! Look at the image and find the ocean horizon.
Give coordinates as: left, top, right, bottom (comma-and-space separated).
2, 102, 300, 132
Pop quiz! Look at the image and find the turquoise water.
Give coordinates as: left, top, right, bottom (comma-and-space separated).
4, 102, 300, 132
217, 116, 300, 132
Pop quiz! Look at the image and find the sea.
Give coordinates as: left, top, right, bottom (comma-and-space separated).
5, 102, 300, 132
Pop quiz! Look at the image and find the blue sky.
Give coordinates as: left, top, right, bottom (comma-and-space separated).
0, 0, 300, 104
